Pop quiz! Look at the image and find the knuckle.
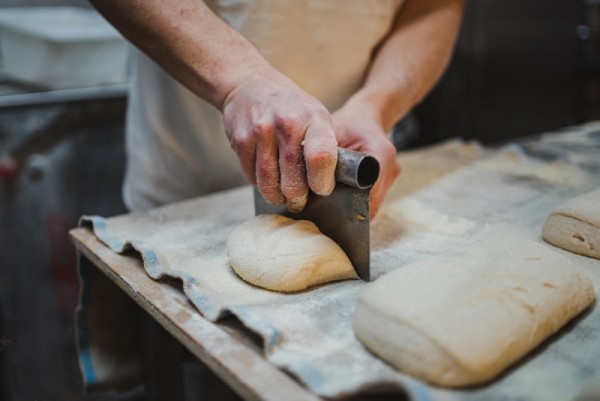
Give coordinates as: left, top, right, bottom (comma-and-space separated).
256, 160, 277, 181
305, 147, 336, 168
312, 108, 330, 121
282, 148, 302, 165
257, 169, 284, 204
281, 183, 307, 200
259, 186, 284, 205
275, 115, 303, 143
381, 140, 397, 156
274, 114, 294, 130
251, 119, 274, 141
230, 134, 253, 153
259, 182, 279, 194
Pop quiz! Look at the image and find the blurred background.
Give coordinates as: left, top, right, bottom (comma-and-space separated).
0, 0, 598, 400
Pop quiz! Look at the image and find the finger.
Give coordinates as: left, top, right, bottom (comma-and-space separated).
370, 159, 401, 218
369, 180, 384, 219
285, 191, 308, 213
277, 122, 308, 213
303, 119, 337, 196
226, 120, 258, 185
237, 144, 257, 185
255, 128, 285, 205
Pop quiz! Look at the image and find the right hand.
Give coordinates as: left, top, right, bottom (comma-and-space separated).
221, 67, 338, 212
332, 106, 401, 218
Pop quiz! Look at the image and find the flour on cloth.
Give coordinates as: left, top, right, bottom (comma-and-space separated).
80, 140, 600, 400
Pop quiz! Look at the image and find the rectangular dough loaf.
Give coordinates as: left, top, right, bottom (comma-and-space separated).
353, 239, 595, 387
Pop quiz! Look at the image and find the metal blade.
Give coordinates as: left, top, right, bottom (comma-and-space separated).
254, 148, 379, 281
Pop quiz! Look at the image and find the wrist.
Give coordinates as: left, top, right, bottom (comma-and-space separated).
343, 82, 416, 132
213, 57, 275, 110
338, 91, 388, 132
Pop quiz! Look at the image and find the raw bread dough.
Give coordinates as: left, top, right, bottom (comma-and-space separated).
227, 214, 358, 292
542, 189, 600, 260
353, 239, 595, 387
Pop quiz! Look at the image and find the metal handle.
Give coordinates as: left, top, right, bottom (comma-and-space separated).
335, 148, 380, 189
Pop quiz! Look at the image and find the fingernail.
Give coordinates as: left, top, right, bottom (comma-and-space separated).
321, 178, 336, 196
310, 170, 336, 196
260, 189, 285, 205
271, 194, 286, 205
286, 193, 308, 213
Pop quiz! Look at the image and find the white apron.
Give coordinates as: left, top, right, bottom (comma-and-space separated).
124, 0, 404, 211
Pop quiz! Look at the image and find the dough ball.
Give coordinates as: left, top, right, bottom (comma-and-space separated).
227, 214, 358, 292
353, 239, 594, 387
542, 189, 600, 260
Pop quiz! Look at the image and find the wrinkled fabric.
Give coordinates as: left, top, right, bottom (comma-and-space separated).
79, 138, 600, 399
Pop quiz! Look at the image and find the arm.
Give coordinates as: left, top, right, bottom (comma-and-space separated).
90, 0, 337, 212
333, 0, 465, 216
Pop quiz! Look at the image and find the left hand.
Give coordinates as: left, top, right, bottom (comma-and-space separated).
332, 102, 401, 218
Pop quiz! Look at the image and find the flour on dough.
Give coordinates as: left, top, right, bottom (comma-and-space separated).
353, 239, 594, 387
227, 214, 358, 292
542, 189, 600, 260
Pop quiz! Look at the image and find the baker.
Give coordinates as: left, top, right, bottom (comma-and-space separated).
78, 0, 465, 393
90, 0, 464, 216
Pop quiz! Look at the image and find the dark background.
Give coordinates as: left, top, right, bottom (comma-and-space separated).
411, 0, 600, 146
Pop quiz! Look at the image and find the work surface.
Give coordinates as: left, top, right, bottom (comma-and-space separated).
70, 122, 600, 401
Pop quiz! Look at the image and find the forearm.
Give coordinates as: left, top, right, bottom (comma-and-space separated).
91, 0, 338, 209
345, 0, 465, 131
89, 0, 270, 109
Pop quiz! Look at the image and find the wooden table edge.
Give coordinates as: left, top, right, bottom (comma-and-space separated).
69, 226, 322, 401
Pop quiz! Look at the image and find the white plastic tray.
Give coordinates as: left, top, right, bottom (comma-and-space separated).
0, 7, 129, 89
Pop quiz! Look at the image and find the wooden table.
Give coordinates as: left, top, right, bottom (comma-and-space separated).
69, 121, 600, 401
70, 226, 324, 401
69, 138, 488, 401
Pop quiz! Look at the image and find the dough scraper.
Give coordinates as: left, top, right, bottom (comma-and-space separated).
253, 148, 379, 281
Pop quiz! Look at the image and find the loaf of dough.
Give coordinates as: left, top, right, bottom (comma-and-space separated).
542, 189, 600, 260
227, 214, 358, 292
353, 239, 594, 387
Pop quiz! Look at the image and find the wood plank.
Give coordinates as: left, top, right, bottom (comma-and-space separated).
70, 226, 322, 401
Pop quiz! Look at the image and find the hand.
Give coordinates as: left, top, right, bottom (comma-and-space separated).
332, 102, 401, 218
222, 67, 338, 212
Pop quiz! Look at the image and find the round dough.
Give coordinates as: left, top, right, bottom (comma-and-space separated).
353, 239, 594, 387
227, 214, 358, 292
542, 189, 600, 260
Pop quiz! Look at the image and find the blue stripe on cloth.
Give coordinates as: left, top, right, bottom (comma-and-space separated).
76, 256, 97, 389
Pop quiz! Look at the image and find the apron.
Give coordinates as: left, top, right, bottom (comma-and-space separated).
123, 0, 403, 211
